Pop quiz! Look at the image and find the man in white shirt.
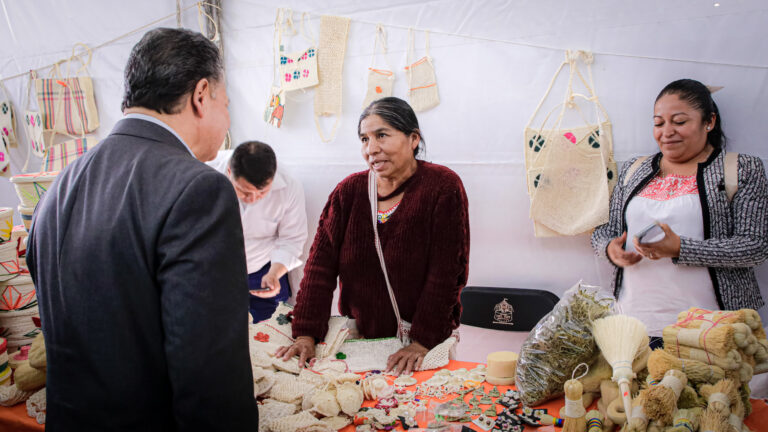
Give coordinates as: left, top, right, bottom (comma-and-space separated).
208, 141, 308, 322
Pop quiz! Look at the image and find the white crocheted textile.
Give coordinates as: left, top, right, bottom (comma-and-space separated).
0, 383, 33, 406
320, 415, 351, 430
336, 382, 364, 416
340, 337, 404, 372
25, 387, 45, 424
310, 389, 340, 417
258, 399, 297, 432
316, 316, 349, 359
268, 373, 317, 404
419, 336, 457, 371
295, 425, 334, 432
268, 410, 326, 432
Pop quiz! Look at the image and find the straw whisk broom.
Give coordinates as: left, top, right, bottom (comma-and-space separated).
677, 308, 765, 339
700, 407, 731, 432
643, 369, 688, 425
591, 315, 648, 421
667, 407, 703, 432
585, 409, 602, 432
699, 378, 739, 417
727, 398, 746, 432
664, 345, 742, 370
562, 364, 588, 432
647, 348, 725, 385
663, 324, 743, 356
625, 389, 649, 432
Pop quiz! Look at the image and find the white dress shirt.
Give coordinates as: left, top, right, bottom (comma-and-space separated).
207, 150, 308, 274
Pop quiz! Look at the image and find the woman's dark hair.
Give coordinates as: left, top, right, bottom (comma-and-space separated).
655, 78, 726, 149
230, 141, 277, 189
121, 28, 223, 114
358, 97, 425, 157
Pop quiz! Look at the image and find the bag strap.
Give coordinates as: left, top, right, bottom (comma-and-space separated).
622, 156, 649, 187
369, 24, 391, 70
724, 152, 739, 202
367, 170, 406, 342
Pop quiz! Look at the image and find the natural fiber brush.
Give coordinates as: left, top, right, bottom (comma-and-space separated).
667, 407, 703, 432
727, 399, 746, 432
663, 324, 738, 356
699, 407, 731, 432
592, 315, 648, 419
643, 369, 688, 425
563, 378, 587, 432
648, 348, 725, 385
676, 308, 764, 336
625, 389, 649, 432
699, 378, 738, 417
585, 409, 602, 432
678, 385, 706, 409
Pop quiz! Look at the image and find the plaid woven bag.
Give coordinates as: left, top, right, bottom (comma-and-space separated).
43, 137, 97, 172
35, 45, 99, 136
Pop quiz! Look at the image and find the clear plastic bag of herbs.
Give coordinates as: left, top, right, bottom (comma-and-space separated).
515, 282, 615, 407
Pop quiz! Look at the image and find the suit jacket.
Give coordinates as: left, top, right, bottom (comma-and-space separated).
27, 118, 258, 431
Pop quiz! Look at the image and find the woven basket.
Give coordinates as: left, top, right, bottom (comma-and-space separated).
17, 206, 34, 232
0, 208, 12, 243
0, 305, 41, 349
9, 171, 58, 208
0, 242, 20, 282
0, 275, 36, 311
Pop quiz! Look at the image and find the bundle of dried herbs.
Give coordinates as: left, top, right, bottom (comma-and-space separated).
515, 282, 614, 407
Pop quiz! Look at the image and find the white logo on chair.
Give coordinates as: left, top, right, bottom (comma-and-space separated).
493, 298, 514, 325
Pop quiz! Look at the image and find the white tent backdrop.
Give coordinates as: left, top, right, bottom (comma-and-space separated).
1, 1, 768, 325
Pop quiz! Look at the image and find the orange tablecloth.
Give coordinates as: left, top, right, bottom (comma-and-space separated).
0, 361, 766, 431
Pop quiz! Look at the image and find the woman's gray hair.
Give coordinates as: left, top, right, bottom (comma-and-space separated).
358, 97, 425, 158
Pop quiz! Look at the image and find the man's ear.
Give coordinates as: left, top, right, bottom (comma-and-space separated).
191, 78, 210, 117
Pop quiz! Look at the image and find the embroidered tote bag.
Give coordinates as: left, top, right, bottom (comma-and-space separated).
362, 24, 395, 109
278, 13, 319, 91
314, 15, 351, 142
0, 82, 18, 148
525, 51, 617, 237
405, 29, 439, 112
34, 44, 99, 136
23, 72, 45, 161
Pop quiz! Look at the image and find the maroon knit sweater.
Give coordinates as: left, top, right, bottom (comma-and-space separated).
292, 161, 470, 349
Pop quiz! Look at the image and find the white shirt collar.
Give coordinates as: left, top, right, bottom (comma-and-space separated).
123, 113, 195, 157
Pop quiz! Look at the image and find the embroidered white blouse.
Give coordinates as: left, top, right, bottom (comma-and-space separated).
620, 174, 719, 336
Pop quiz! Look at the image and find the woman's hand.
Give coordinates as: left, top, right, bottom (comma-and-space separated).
607, 232, 643, 267
633, 223, 681, 260
386, 341, 428, 376
275, 336, 315, 368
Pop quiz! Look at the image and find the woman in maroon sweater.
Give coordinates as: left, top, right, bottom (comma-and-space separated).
277, 97, 470, 374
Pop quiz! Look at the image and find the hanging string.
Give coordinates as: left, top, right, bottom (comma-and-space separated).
0, 1, 221, 83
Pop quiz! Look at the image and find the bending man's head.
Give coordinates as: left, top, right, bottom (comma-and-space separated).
228, 141, 277, 204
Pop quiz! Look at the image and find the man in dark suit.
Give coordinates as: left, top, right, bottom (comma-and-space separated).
27, 28, 258, 430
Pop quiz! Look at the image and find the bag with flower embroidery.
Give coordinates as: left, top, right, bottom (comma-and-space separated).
362, 24, 395, 109
524, 51, 617, 237
0, 81, 18, 148
277, 12, 318, 91
23, 72, 45, 164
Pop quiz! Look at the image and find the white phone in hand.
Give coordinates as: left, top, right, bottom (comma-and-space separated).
635, 221, 665, 244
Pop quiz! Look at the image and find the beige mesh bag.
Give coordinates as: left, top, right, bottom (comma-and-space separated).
269, 411, 327, 432
405, 29, 439, 112
258, 399, 297, 432
524, 50, 616, 237
362, 24, 395, 109
314, 15, 351, 142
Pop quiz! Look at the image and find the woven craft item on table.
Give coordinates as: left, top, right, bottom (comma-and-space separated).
9, 171, 59, 208
249, 302, 295, 355
313, 15, 350, 142
339, 335, 456, 372
524, 50, 616, 237
0, 383, 34, 406
258, 399, 297, 432
316, 315, 349, 359
0, 208, 12, 243
268, 410, 328, 432
321, 415, 352, 430
405, 29, 439, 112
0, 274, 36, 310
268, 372, 317, 404
26, 387, 45, 424
0, 305, 41, 349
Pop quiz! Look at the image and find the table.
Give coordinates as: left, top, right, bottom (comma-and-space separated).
1, 360, 766, 431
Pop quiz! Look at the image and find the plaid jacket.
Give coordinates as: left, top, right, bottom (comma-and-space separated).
591, 147, 768, 310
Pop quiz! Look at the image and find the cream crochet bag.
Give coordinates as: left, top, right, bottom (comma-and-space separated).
405, 29, 439, 112
268, 410, 328, 432
524, 50, 616, 237
362, 24, 395, 109
26, 387, 45, 424
277, 12, 319, 91
313, 15, 350, 142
